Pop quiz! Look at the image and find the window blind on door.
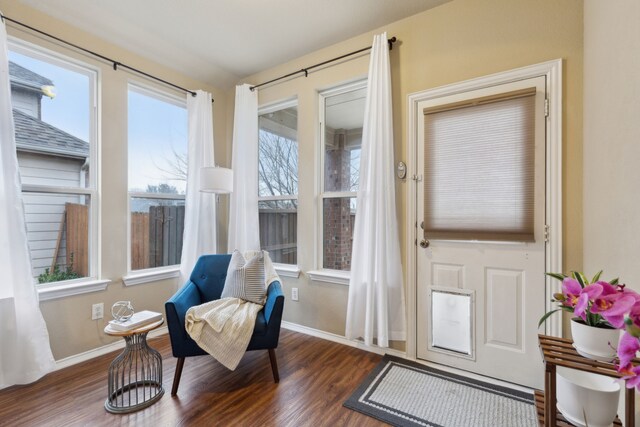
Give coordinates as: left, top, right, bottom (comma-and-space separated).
423, 88, 536, 242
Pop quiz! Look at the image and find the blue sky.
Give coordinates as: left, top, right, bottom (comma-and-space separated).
128, 90, 188, 193
9, 50, 89, 141
9, 50, 188, 194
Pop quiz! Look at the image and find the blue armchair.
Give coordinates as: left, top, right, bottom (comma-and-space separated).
165, 254, 285, 396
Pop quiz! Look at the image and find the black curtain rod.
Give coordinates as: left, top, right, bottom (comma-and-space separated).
1, 14, 213, 102
250, 37, 396, 91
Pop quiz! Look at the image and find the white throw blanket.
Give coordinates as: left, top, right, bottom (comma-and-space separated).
185, 251, 280, 370
185, 297, 263, 370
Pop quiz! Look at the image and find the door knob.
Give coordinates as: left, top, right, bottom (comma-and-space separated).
420, 239, 430, 248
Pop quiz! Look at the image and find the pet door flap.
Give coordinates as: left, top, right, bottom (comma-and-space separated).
431, 289, 472, 355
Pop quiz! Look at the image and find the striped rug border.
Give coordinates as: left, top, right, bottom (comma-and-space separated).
343, 355, 535, 427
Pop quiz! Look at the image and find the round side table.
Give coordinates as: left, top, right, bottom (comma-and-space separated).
104, 319, 165, 413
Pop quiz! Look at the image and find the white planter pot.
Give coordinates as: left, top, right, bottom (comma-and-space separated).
556, 366, 620, 427
570, 319, 621, 362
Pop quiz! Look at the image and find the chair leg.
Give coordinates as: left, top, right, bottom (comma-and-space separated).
268, 348, 280, 383
171, 357, 185, 396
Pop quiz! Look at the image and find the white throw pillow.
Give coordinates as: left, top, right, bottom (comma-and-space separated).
221, 250, 266, 305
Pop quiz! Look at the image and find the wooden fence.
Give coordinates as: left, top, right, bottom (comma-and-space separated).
131, 205, 185, 270
259, 209, 297, 264
65, 202, 89, 276
59, 206, 353, 273
59, 203, 186, 272
133, 207, 298, 267
131, 212, 149, 270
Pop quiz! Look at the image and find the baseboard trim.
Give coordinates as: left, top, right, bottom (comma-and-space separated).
55, 326, 168, 370
281, 321, 406, 359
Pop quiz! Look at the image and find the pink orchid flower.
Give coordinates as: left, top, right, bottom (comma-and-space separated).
618, 363, 640, 390
591, 291, 637, 328
561, 279, 603, 320
561, 278, 583, 308
598, 281, 619, 294
617, 332, 640, 368
623, 286, 640, 302
562, 278, 602, 306
624, 301, 640, 337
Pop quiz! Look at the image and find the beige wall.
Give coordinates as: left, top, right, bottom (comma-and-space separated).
240, 0, 583, 338
584, 1, 640, 286
0, 1, 230, 359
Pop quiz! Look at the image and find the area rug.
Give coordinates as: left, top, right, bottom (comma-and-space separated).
344, 355, 537, 427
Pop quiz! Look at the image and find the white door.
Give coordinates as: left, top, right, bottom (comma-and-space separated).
416, 76, 547, 389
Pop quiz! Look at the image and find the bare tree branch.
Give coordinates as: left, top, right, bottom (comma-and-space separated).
150, 129, 300, 209
153, 146, 188, 182
258, 129, 298, 208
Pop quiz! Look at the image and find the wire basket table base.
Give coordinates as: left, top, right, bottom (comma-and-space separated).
105, 330, 164, 414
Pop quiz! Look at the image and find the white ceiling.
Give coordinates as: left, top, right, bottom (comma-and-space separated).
22, 0, 448, 88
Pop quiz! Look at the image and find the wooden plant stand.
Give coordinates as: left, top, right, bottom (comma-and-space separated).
537, 334, 636, 426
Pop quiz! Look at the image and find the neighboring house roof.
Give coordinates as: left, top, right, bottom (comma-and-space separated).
13, 109, 89, 159
8, 61, 88, 159
9, 61, 53, 92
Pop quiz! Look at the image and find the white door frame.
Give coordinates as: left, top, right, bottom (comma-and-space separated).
405, 59, 563, 360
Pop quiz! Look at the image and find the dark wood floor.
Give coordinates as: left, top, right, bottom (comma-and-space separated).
0, 329, 386, 426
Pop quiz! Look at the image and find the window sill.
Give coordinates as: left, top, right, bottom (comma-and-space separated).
37, 279, 111, 302
273, 263, 301, 279
307, 269, 350, 286
123, 267, 181, 287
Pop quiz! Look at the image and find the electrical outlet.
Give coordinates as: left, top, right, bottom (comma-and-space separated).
92, 303, 104, 320
291, 287, 299, 301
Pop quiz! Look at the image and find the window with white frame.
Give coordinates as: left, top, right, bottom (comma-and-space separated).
128, 84, 187, 271
258, 100, 298, 264
319, 81, 366, 271
9, 41, 98, 285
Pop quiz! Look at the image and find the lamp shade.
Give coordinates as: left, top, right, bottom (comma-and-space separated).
200, 167, 233, 194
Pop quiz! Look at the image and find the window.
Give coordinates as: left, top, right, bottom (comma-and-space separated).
9, 41, 97, 285
128, 84, 187, 271
258, 100, 298, 265
319, 82, 366, 271
423, 87, 537, 242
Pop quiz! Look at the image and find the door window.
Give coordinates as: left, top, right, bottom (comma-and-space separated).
423, 88, 536, 242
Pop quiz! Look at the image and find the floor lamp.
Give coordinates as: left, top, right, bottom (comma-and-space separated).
199, 166, 233, 195
200, 166, 233, 252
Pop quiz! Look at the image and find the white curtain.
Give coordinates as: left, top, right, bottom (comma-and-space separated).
345, 32, 406, 348
228, 84, 260, 252
179, 90, 217, 283
0, 15, 56, 389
